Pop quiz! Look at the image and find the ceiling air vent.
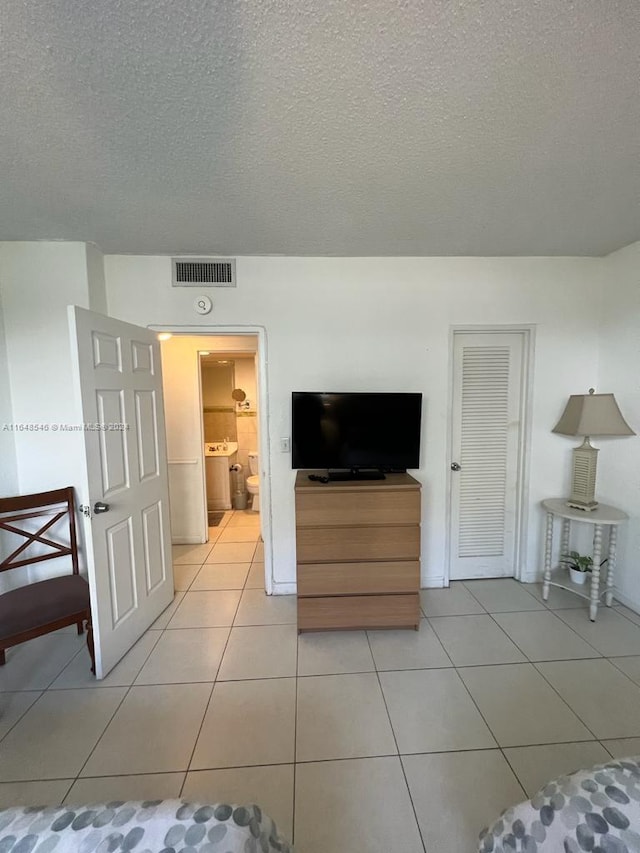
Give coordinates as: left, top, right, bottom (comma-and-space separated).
172, 258, 236, 287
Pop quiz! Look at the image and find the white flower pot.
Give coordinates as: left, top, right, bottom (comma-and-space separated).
569, 567, 588, 585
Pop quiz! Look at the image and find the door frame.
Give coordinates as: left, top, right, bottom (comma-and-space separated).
149, 324, 274, 595
444, 325, 536, 585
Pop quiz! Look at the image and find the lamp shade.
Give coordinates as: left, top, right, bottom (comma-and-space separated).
552, 392, 635, 438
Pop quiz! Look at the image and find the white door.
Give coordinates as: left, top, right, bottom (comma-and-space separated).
68, 306, 173, 678
449, 331, 526, 580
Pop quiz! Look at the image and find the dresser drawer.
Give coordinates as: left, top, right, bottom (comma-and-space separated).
298, 593, 420, 631
296, 525, 420, 563
297, 560, 419, 597
296, 488, 420, 527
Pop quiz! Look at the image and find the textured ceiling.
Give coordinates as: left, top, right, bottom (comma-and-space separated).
1, 0, 639, 256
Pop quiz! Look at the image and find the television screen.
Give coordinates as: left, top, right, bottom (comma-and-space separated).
291, 392, 422, 471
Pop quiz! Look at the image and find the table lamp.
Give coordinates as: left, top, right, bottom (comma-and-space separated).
552, 388, 635, 511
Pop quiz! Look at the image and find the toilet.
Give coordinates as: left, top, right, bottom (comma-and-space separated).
246, 451, 260, 512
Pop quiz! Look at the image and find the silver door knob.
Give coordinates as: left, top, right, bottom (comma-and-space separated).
94, 501, 110, 514
451, 462, 461, 471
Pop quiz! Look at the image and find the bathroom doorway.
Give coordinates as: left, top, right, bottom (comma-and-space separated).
155, 329, 272, 594
200, 351, 260, 524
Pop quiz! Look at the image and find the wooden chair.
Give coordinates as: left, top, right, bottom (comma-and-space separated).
0, 486, 95, 672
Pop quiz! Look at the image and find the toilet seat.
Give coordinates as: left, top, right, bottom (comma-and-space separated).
246, 475, 259, 489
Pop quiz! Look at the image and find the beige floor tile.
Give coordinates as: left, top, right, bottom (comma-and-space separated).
615, 605, 640, 627
245, 562, 265, 589
295, 757, 423, 853
0, 691, 42, 740
81, 683, 211, 777
191, 563, 250, 590
226, 512, 262, 528
528, 583, 594, 610
218, 626, 297, 680
191, 678, 296, 769
555, 607, 640, 657
493, 610, 601, 661
298, 631, 374, 676
173, 563, 201, 590
379, 669, 496, 753
183, 765, 294, 840
216, 527, 260, 544
609, 656, 640, 686
367, 619, 452, 671
463, 579, 545, 612
51, 631, 161, 689
151, 591, 185, 629
601, 738, 640, 758
430, 614, 526, 666
205, 542, 257, 564
172, 543, 214, 565
403, 751, 525, 853
296, 673, 396, 762
503, 742, 611, 796
0, 634, 86, 691
536, 659, 640, 739
460, 663, 592, 746
135, 628, 230, 684
167, 590, 241, 629
0, 688, 126, 781
254, 542, 264, 561
65, 772, 185, 804
420, 583, 485, 617
0, 780, 72, 808
234, 589, 296, 626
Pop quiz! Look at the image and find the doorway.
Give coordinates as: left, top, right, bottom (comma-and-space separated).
155, 328, 272, 594
447, 327, 533, 582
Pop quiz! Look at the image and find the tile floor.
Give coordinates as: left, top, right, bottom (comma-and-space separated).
2, 515, 640, 851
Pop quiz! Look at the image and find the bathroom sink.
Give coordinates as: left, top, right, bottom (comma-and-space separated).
204, 441, 238, 457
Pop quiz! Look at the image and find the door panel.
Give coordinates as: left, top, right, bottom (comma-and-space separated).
69, 306, 173, 678
449, 332, 526, 580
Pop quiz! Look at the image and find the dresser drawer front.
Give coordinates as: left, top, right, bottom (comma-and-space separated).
296, 489, 420, 527
298, 560, 419, 597
298, 593, 420, 631
297, 525, 420, 563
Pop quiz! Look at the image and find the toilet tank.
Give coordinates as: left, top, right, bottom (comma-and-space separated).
248, 452, 259, 476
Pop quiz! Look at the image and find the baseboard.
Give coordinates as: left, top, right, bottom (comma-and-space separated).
171, 537, 206, 545
420, 577, 446, 589
271, 582, 296, 595
611, 589, 640, 616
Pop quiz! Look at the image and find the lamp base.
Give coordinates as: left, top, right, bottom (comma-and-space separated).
566, 498, 599, 512
567, 439, 599, 512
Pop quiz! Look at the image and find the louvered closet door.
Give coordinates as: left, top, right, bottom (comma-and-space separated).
449, 332, 524, 580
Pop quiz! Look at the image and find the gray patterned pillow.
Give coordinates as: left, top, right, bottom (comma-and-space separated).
0, 799, 295, 852
479, 757, 640, 852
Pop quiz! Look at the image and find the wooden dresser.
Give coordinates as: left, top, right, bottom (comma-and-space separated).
295, 472, 421, 631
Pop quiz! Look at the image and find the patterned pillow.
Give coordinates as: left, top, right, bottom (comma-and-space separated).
0, 799, 294, 852
478, 757, 640, 852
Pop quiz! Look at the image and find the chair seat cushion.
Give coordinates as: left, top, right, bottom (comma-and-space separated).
0, 575, 90, 641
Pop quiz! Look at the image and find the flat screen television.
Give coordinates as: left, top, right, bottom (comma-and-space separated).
292, 392, 422, 478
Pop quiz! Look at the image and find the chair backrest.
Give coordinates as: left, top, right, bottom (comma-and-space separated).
0, 487, 79, 575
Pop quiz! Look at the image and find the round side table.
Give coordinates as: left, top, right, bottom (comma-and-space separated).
541, 498, 628, 621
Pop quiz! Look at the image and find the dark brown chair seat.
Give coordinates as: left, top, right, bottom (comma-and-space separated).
0, 487, 94, 671
0, 575, 90, 642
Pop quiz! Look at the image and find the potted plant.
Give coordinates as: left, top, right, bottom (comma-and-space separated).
559, 550, 607, 586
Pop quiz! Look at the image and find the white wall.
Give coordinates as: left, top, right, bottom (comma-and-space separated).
0, 286, 19, 592
0, 286, 17, 498
160, 334, 258, 543
105, 254, 604, 591
597, 240, 640, 611
0, 241, 107, 580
